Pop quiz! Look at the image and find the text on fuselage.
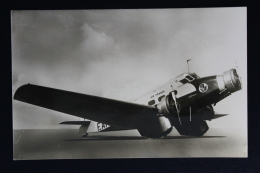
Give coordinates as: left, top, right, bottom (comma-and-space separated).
151, 90, 165, 98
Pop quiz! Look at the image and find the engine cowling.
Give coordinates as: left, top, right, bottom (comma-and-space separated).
217, 69, 242, 93
156, 93, 178, 117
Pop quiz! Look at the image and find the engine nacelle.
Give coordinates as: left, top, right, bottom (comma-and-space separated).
137, 115, 173, 138
156, 92, 209, 136
156, 93, 177, 117
137, 97, 174, 138
217, 69, 242, 93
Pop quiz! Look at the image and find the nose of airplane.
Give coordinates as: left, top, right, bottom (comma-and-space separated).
217, 69, 242, 93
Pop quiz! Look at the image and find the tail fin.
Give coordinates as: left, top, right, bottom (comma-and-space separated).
60, 121, 91, 137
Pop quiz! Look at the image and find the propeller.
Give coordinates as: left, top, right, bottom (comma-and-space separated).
171, 91, 182, 125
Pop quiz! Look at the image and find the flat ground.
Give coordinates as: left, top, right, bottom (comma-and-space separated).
13, 127, 247, 159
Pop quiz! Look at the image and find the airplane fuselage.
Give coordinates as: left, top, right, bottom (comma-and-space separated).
130, 69, 242, 137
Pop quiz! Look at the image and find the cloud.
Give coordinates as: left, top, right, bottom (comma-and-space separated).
78, 23, 120, 63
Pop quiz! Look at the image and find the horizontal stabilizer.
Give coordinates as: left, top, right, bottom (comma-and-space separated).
60, 121, 91, 126
213, 114, 228, 119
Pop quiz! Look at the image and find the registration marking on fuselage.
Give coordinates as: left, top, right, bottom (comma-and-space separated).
97, 123, 110, 131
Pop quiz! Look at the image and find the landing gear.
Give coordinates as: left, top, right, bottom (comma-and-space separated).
174, 118, 209, 137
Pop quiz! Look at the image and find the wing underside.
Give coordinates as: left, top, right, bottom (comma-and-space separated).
14, 84, 159, 129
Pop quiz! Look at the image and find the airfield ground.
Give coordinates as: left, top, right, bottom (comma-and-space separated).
13, 127, 247, 159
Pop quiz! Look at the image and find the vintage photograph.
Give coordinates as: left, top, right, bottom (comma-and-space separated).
12, 8, 247, 159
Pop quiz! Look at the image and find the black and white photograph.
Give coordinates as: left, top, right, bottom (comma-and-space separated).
12, 8, 247, 159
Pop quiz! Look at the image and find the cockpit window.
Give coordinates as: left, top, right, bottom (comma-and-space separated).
183, 74, 195, 82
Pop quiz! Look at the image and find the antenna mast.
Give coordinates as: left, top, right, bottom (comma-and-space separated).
187, 59, 191, 73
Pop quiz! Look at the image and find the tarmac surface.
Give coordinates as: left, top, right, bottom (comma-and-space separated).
13, 127, 247, 159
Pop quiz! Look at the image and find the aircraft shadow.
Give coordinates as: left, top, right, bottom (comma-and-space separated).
64, 135, 226, 141
162, 136, 226, 140
64, 136, 147, 141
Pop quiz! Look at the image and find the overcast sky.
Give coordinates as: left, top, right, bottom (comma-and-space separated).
12, 8, 247, 130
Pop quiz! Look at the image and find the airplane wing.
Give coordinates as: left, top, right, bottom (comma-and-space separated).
14, 84, 158, 129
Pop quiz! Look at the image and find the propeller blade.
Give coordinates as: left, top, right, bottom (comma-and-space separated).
171, 92, 182, 125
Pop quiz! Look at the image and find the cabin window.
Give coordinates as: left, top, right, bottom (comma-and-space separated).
184, 74, 195, 82
148, 100, 155, 105
158, 95, 165, 102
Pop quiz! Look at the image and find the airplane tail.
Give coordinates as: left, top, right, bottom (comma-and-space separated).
60, 121, 133, 137
60, 121, 92, 137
